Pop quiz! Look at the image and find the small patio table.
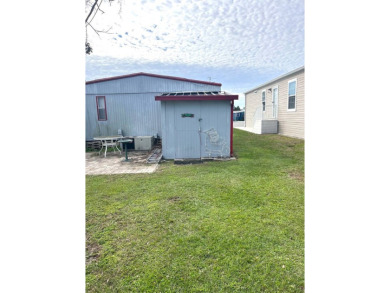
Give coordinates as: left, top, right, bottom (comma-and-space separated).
117, 137, 134, 162
93, 135, 123, 157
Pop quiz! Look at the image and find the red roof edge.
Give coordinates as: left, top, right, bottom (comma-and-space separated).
86, 72, 222, 87
155, 95, 238, 101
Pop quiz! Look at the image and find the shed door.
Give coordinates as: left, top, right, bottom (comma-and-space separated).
174, 101, 201, 159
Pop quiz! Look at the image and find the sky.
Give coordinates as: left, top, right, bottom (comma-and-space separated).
85, 0, 304, 108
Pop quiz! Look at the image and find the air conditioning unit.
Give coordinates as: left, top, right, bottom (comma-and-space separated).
134, 136, 154, 150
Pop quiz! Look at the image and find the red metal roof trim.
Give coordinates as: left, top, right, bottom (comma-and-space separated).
86, 72, 222, 86
155, 95, 238, 101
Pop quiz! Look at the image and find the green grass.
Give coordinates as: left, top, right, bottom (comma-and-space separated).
86, 129, 304, 292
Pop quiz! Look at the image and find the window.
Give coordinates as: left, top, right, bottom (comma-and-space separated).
96, 96, 107, 120
262, 90, 266, 111
288, 79, 297, 111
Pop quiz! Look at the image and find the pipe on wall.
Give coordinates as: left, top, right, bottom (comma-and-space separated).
230, 101, 233, 157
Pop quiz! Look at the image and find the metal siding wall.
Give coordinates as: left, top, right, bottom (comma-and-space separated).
160, 101, 167, 156
199, 100, 230, 158
174, 101, 201, 159
86, 75, 220, 94
85, 95, 97, 140
86, 76, 221, 140
85, 93, 161, 139
162, 101, 176, 159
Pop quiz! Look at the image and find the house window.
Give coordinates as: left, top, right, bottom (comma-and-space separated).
262, 90, 266, 111
288, 79, 297, 111
96, 96, 107, 120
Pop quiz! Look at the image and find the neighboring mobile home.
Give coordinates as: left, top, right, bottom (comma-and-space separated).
85, 73, 221, 140
233, 110, 245, 121
244, 66, 305, 139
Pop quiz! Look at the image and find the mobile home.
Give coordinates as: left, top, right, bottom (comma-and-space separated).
244, 67, 304, 139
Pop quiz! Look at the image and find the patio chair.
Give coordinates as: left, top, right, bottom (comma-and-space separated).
99, 139, 121, 157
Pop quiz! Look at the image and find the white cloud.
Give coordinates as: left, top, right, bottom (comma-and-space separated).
86, 0, 304, 91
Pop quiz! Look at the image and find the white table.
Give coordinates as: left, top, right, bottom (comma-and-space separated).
93, 136, 123, 157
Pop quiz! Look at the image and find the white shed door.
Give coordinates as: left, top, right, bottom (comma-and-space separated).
174, 101, 201, 159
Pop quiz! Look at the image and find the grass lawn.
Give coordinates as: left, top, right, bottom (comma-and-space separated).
86, 129, 304, 292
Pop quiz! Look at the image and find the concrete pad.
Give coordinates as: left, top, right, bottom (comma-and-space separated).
85, 151, 159, 175
233, 121, 245, 127
234, 127, 261, 134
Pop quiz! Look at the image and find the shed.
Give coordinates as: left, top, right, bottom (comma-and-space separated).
85, 73, 221, 141
155, 91, 238, 159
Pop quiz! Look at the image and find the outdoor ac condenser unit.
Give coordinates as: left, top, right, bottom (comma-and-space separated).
134, 136, 154, 151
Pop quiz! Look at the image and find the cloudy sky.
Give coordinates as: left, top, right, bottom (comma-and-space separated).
85, 0, 304, 108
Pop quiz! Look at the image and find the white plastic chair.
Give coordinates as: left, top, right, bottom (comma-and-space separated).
99, 139, 121, 157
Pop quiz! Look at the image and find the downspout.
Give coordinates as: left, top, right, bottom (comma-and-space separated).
198, 117, 202, 160
230, 100, 233, 157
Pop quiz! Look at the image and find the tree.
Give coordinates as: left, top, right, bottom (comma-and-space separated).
85, 0, 122, 54
234, 105, 241, 111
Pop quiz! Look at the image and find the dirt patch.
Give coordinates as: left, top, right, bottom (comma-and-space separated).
288, 171, 304, 182
86, 240, 102, 265
286, 142, 297, 147
125, 151, 150, 164
168, 196, 181, 202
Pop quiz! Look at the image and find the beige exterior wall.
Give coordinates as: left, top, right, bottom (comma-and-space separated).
278, 70, 304, 139
245, 68, 305, 139
245, 90, 261, 128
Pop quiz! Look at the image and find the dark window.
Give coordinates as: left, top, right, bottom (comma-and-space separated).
262, 90, 266, 111
288, 96, 296, 109
96, 96, 107, 120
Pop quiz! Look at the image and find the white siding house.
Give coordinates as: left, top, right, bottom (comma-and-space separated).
244, 67, 305, 139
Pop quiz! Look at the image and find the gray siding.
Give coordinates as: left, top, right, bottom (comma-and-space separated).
86, 93, 162, 139
261, 120, 278, 134
233, 121, 245, 127
86, 75, 219, 94
86, 75, 220, 140
161, 100, 231, 159
199, 100, 230, 158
